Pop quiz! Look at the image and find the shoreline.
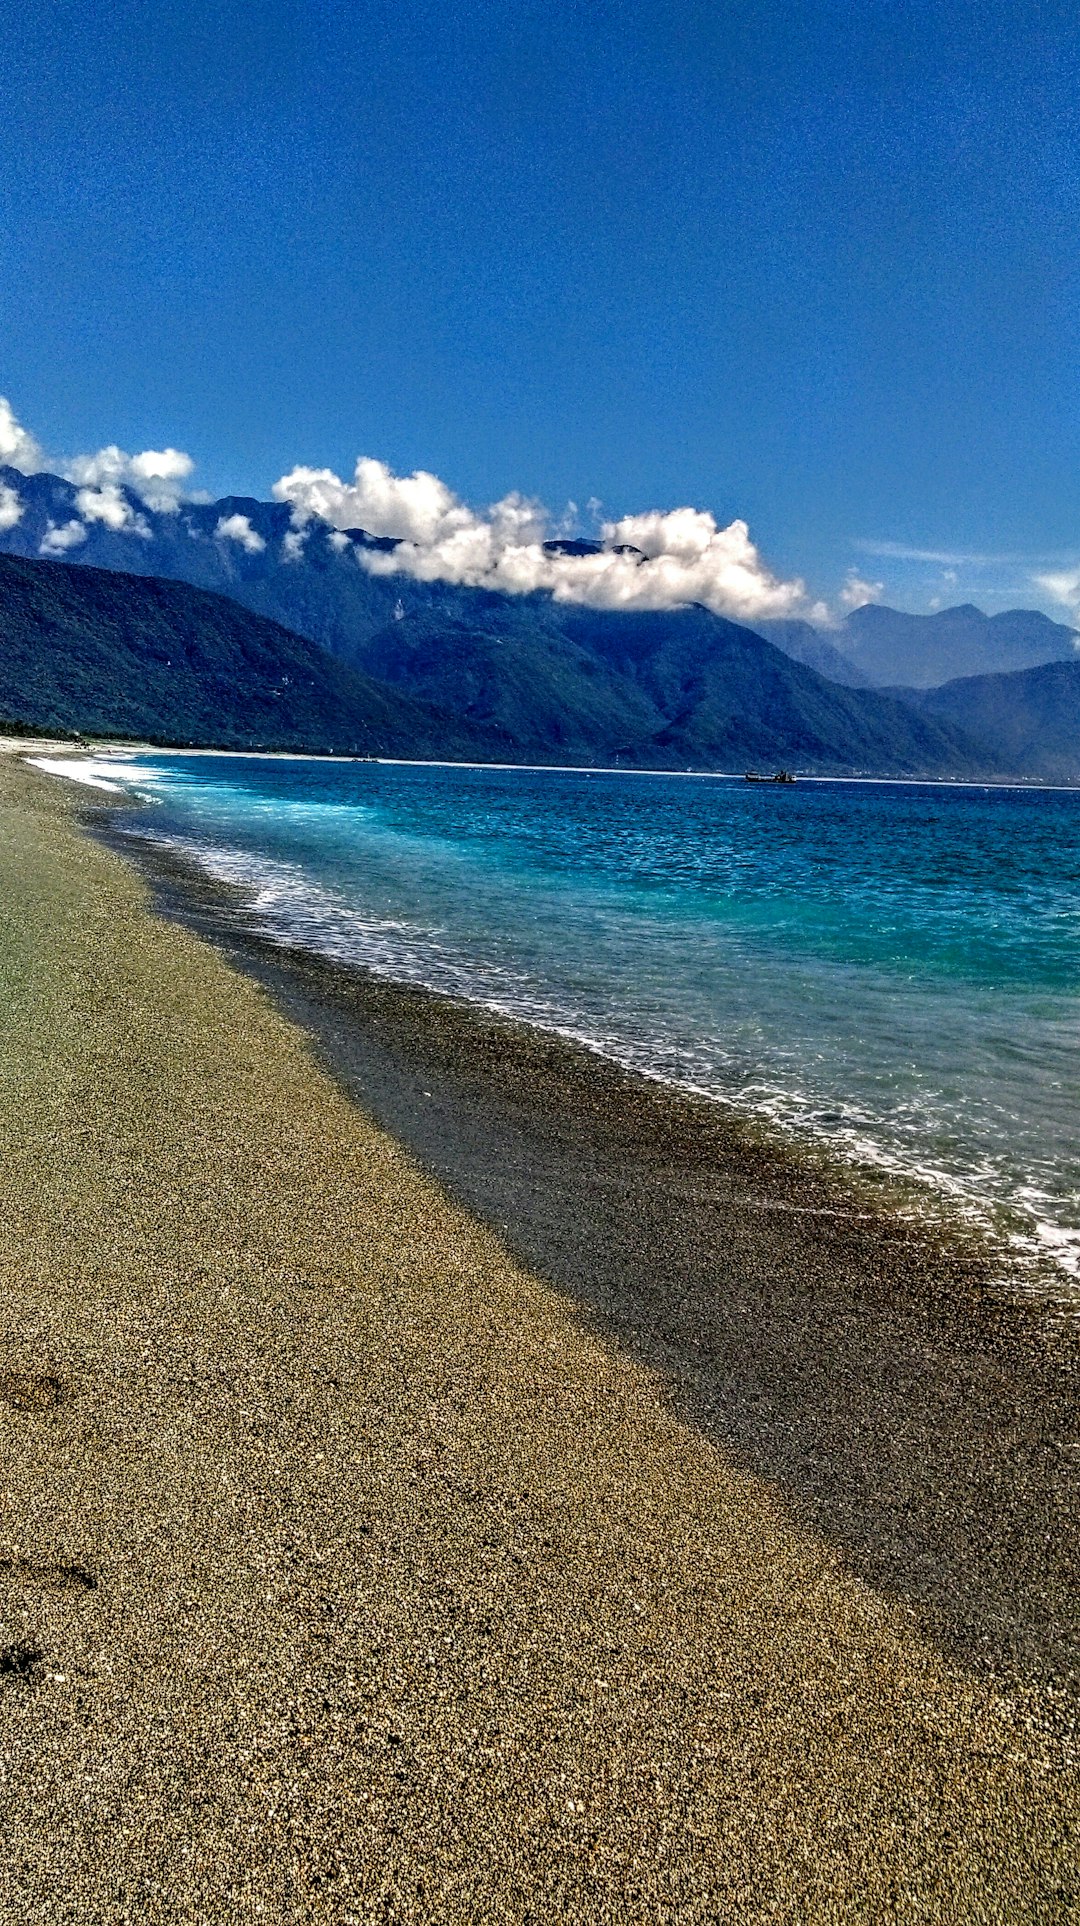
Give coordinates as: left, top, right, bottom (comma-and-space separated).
99, 810, 1080, 1697
1, 753, 1077, 1918
13, 732, 1080, 791
95, 798, 1080, 1309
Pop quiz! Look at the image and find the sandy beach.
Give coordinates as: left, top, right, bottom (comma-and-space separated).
0, 750, 1077, 1922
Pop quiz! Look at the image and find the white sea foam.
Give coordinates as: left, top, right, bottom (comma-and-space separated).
28, 755, 127, 792
27, 753, 166, 793
120, 819, 1080, 1302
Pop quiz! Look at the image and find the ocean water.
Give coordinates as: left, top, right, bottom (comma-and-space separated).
44, 752, 1080, 1292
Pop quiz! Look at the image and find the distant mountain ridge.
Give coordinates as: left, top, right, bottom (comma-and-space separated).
756, 601, 1080, 688
0, 552, 491, 757
748, 619, 869, 685
0, 465, 1075, 778
0, 548, 994, 777
908, 657, 1080, 784
3, 465, 1076, 694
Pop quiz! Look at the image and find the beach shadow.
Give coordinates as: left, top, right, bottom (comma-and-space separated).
111, 835, 1080, 1705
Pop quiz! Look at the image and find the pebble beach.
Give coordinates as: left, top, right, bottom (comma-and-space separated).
0, 750, 1077, 1922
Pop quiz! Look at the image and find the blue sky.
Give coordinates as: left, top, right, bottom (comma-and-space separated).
2, 0, 1078, 618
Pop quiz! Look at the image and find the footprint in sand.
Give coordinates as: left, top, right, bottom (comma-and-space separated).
0, 1372, 65, 1412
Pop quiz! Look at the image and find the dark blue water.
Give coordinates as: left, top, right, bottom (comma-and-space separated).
41, 751, 1080, 1289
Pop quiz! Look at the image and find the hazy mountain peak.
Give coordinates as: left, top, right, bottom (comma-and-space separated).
830, 600, 1079, 687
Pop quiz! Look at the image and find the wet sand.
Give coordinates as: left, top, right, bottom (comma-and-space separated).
1, 753, 1077, 1922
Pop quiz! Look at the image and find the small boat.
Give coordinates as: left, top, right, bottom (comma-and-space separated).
744, 769, 797, 784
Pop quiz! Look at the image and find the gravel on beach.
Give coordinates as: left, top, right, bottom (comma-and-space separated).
0, 753, 1077, 1923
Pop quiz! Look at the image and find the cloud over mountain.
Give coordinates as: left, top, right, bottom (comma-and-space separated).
64, 443, 195, 515
74, 482, 150, 537
0, 397, 45, 474
839, 570, 883, 611
215, 512, 266, 553
272, 457, 813, 622
1, 398, 195, 515
40, 518, 88, 555
0, 481, 24, 531
1032, 566, 1080, 617
2, 396, 812, 620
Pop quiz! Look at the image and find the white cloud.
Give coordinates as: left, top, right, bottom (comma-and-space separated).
272, 456, 808, 622
854, 539, 1012, 567
0, 399, 827, 622
0, 481, 23, 531
0, 400, 196, 509
839, 570, 884, 611
0, 397, 45, 474
40, 519, 87, 555
215, 512, 265, 554
1032, 567, 1080, 623
74, 482, 151, 537
281, 526, 309, 563
125, 447, 195, 511
64, 442, 194, 513
273, 457, 472, 546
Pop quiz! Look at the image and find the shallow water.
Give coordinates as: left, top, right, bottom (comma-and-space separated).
52, 752, 1080, 1290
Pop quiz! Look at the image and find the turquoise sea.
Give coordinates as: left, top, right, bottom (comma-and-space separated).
46, 752, 1080, 1293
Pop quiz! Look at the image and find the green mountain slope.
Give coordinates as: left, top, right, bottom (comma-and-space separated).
560, 607, 988, 773
0, 553, 486, 757
0, 549, 1002, 777
913, 657, 1080, 782
349, 603, 661, 761
350, 601, 997, 775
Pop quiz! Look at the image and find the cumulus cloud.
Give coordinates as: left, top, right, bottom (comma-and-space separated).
74, 481, 151, 537
65, 443, 194, 513
0, 397, 45, 474
215, 512, 265, 554
0, 481, 23, 531
839, 570, 884, 611
272, 456, 808, 622
0, 398, 197, 520
126, 447, 195, 510
2, 398, 821, 620
40, 519, 87, 555
1032, 567, 1080, 622
273, 457, 473, 546
281, 526, 309, 563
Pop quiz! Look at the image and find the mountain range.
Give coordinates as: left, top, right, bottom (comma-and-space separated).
0, 462, 1078, 779
4, 464, 1078, 691
0, 553, 489, 758
909, 659, 1080, 785
756, 601, 1080, 688
0, 549, 990, 778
